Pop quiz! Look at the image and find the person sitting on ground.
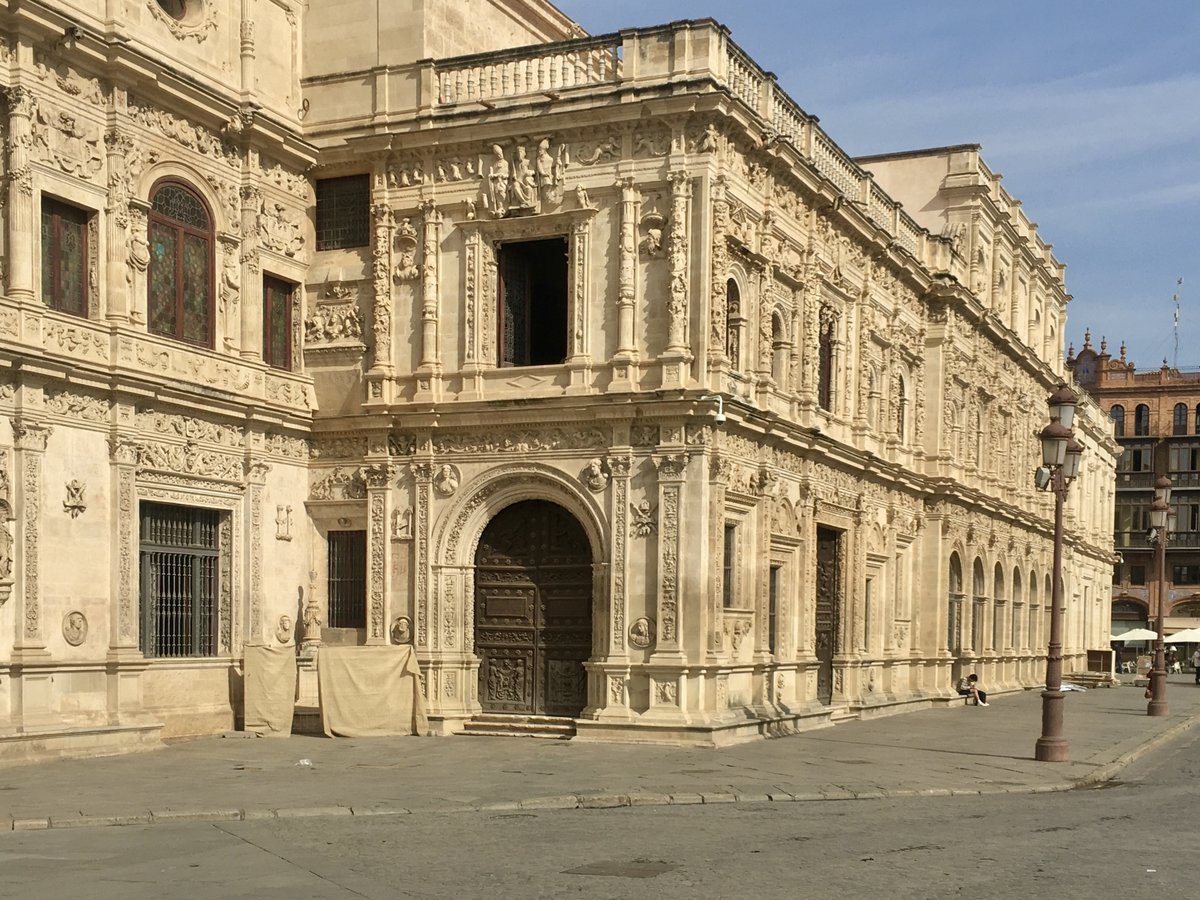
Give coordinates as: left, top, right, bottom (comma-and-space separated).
955, 673, 989, 706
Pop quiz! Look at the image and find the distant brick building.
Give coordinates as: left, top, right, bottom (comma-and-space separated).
1068, 333, 1200, 643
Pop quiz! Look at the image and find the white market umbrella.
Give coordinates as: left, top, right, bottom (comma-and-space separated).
1166, 627, 1200, 644
1110, 628, 1160, 642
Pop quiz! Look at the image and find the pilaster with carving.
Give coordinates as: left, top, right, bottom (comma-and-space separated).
108, 436, 140, 650
5, 86, 37, 302
104, 127, 134, 322
608, 452, 632, 658
244, 460, 270, 641
364, 462, 394, 643
708, 175, 730, 369
238, 185, 262, 359
13, 421, 51, 649
652, 452, 688, 660
411, 461, 433, 652
659, 172, 693, 389
366, 201, 394, 401
418, 200, 442, 373
708, 454, 733, 658
565, 213, 593, 392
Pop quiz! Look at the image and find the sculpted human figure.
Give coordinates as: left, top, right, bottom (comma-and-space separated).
509, 145, 537, 211
486, 144, 510, 213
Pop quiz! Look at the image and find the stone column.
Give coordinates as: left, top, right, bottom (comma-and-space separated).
238, 186, 262, 360
707, 454, 732, 660
104, 128, 134, 323
364, 462, 394, 645
4, 86, 37, 303
414, 201, 442, 402
565, 213, 592, 393
245, 460, 270, 642
365, 202, 394, 403
615, 178, 639, 359
708, 175, 730, 371
108, 436, 141, 653
650, 451, 687, 663
12, 420, 50, 653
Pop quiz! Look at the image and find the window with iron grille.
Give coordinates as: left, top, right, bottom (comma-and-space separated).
327, 530, 367, 628
315, 175, 370, 251
41, 197, 90, 317
263, 275, 294, 369
139, 502, 220, 658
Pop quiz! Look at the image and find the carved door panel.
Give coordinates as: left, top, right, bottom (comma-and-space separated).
476, 500, 591, 716
815, 526, 841, 706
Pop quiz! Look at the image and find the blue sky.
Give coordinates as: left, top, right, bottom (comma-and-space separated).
554, 1, 1199, 370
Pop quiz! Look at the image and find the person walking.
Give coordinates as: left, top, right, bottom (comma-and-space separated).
1192, 648, 1200, 684
956, 673, 989, 706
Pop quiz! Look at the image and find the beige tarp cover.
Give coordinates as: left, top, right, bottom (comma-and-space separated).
243, 643, 297, 736
318, 646, 429, 737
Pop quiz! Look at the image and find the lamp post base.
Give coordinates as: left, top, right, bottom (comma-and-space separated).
1147, 670, 1169, 717
1035, 688, 1068, 762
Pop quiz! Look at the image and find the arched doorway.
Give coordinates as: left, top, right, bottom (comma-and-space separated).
474, 499, 592, 717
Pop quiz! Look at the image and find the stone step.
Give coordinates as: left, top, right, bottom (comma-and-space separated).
461, 714, 577, 740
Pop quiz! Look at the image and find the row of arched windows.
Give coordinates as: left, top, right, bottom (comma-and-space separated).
947, 552, 1046, 655
1110, 403, 1200, 437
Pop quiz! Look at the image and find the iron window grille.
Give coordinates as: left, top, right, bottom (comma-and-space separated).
139, 502, 220, 658
327, 530, 367, 628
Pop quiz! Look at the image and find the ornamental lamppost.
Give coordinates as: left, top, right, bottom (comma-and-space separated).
1034, 385, 1084, 763
1146, 475, 1172, 717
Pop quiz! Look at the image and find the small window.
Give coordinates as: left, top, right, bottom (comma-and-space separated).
327, 530, 367, 629
41, 197, 90, 317
1174, 403, 1188, 436
1110, 404, 1125, 437
1194, 404, 1200, 435
725, 278, 742, 369
497, 237, 568, 367
818, 311, 835, 411
1134, 404, 1150, 436
148, 180, 214, 347
768, 565, 781, 655
263, 276, 294, 370
1130, 565, 1146, 586
722, 523, 737, 609
1174, 565, 1200, 586
315, 175, 370, 251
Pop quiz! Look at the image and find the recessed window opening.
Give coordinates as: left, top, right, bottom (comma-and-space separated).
41, 197, 90, 317
723, 523, 737, 609
327, 530, 367, 629
139, 501, 220, 658
769, 564, 781, 654
315, 175, 370, 251
263, 275, 294, 370
497, 237, 568, 367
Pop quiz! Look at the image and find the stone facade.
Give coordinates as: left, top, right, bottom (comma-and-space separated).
0, 2, 1116, 759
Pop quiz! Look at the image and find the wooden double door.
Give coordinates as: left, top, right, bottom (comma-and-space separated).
474, 500, 592, 717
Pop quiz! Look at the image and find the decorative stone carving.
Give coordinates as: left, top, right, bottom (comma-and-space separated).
63, 480, 86, 518
628, 617, 656, 650
481, 139, 567, 217
654, 679, 678, 705
310, 467, 368, 500
301, 582, 322, 648
433, 427, 606, 455
630, 501, 657, 537
146, 0, 219, 41
32, 105, 103, 178
275, 614, 295, 645
639, 208, 667, 258
257, 200, 304, 257
391, 506, 413, 541
391, 616, 412, 644
136, 442, 243, 481
394, 218, 419, 282
433, 464, 460, 497
62, 610, 88, 646
581, 458, 610, 493
275, 504, 293, 541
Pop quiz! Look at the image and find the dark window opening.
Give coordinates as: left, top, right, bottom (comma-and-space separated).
41, 197, 90, 317
1173, 565, 1200, 585
263, 275, 294, 370
1174, 403, 1188, 435
315, 175, 370, 251
1130, 565, 1146, 586
722, 523, 737, 609
497, 237, 568, 367
818, 314, 834, 411
1112, 563, 1121, 585
1110, 405, 1125, 437
768, 565, 781, 655
139, 501, 220, 658
327, 530, 367, 629
1135, 404, 1150, 436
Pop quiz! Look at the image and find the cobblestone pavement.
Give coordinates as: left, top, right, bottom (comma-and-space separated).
3, 678, 1198, 831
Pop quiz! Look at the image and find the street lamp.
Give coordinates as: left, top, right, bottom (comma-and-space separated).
1033, 384, 1084, 762
1146, 475, 1172, 717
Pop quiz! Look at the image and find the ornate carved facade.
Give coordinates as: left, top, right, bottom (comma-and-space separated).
0, 1, 1115, 759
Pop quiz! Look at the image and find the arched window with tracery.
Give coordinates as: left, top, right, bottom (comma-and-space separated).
148, 179, 214, 347
1174, 403, 1188, 435
992, 562, 1005, 651
1134, 404, 1150, 436
971, 558, 986, 653
1110, 404, 1125, 437
1011, 568, 1023, 650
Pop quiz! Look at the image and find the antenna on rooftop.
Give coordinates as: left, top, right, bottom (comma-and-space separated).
1173, 277, 1183, 369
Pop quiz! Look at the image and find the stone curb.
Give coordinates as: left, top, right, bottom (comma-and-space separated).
7, 713, 1198, 833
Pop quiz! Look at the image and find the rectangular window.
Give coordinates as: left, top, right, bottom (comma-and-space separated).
263, 276, 294, 370
722, 523, 737, 609
1130, 565, 1146, 586
818, 320, 834, 411
41, 197, 89, 316
327, 530, 367, 628
768, 565, 781, 655
315, 175, 370, 251
1169, 445, 1200, 473
497, 237, 568, 367
1173, 565, 1200, 585
139, 502, 220, 658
